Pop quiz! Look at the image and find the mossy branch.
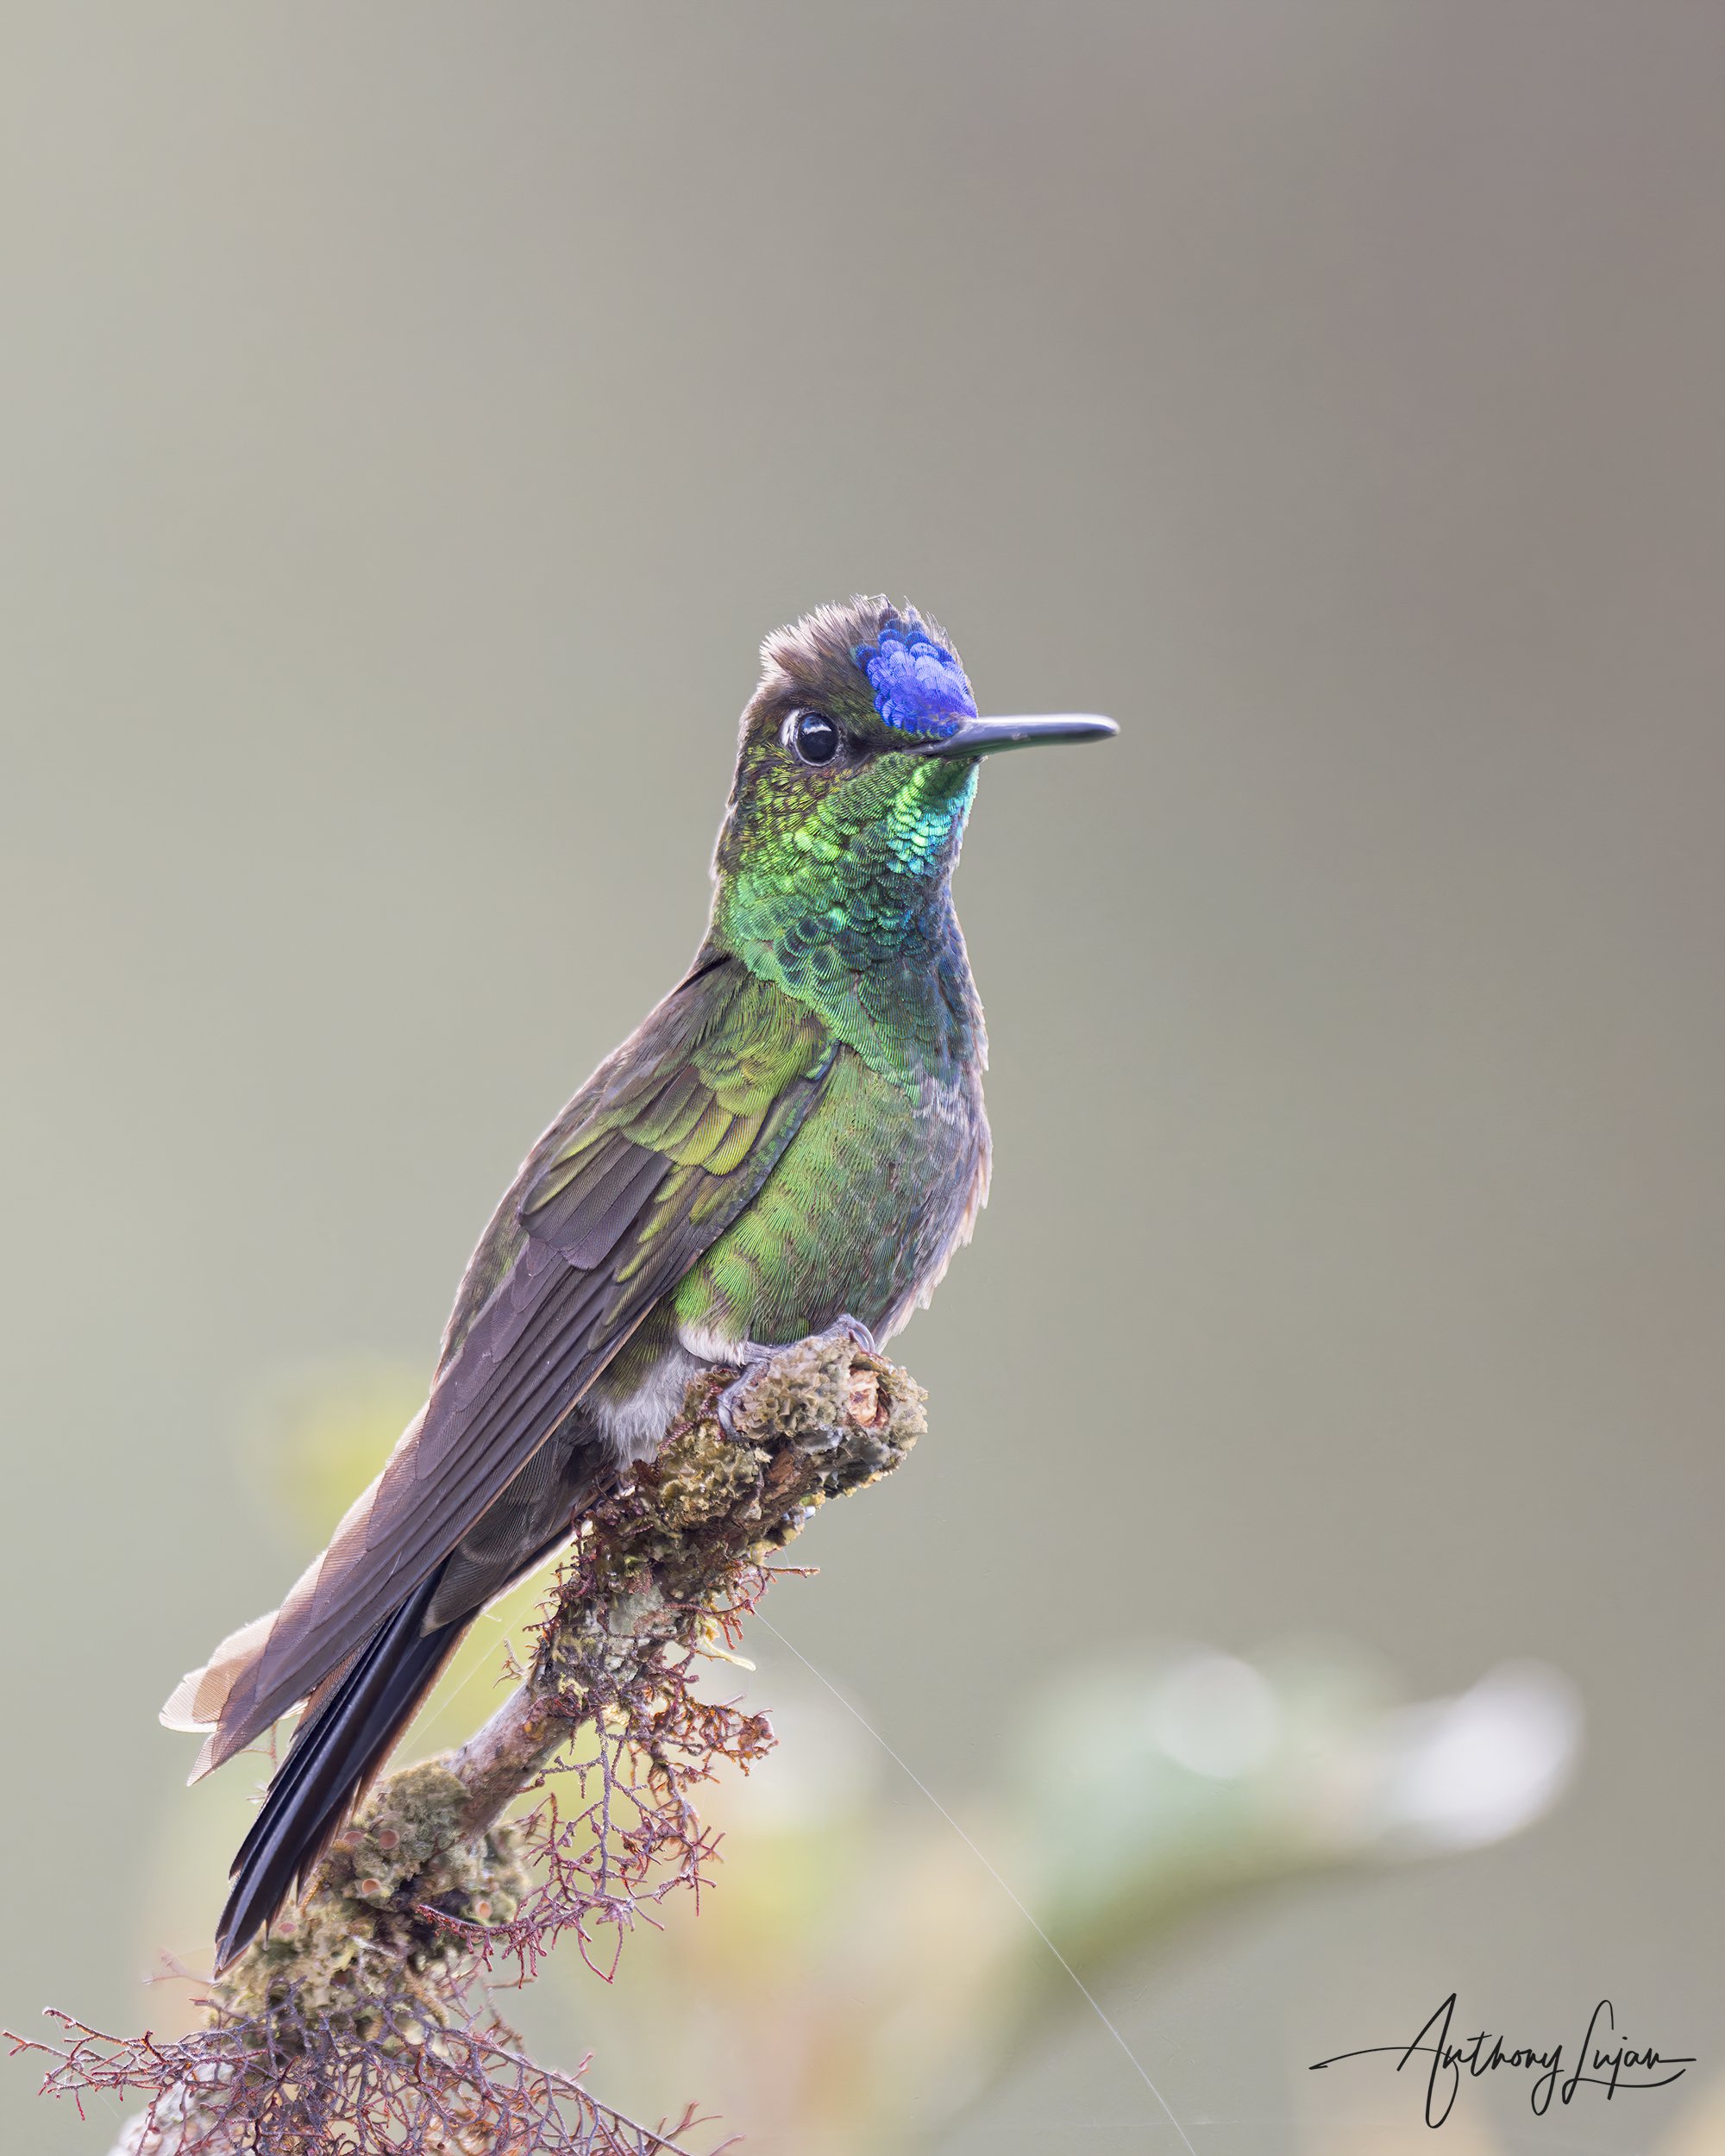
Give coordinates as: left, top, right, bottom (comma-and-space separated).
15, 1335, 926, 2156
447, 1338, 920, 1850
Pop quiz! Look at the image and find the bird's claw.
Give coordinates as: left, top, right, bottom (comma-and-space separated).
713, 1314, 881, 1438
809, 1312, 880, 1358
714, 1346, 775, 1439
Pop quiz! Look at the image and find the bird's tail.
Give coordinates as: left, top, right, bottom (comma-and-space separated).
214, 1568, 466, 1971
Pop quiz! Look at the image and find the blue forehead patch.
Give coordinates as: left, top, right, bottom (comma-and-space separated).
856, 617, 976, 738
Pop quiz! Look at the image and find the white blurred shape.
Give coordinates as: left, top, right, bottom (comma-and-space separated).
1370, 1659, 1583, 1851
1142, 1647, 1282, 1779
712, 1678, 882, 1831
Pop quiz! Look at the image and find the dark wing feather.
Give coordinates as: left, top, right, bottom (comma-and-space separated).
201, 957, 835, 1768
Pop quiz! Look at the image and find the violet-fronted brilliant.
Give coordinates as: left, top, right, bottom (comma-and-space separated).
161, 597, 1116, 1967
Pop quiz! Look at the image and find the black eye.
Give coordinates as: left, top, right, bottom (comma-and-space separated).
785, 709, 842, 766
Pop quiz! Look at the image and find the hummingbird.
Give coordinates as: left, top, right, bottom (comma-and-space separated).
163, 598, 1115, 1969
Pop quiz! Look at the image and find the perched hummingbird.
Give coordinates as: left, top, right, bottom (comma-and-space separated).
164, 598, 1115, 1968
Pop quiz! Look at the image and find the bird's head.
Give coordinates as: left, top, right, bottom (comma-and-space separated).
710, 597, 1114, 980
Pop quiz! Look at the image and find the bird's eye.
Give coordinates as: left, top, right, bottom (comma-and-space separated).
784, 709, 842, 767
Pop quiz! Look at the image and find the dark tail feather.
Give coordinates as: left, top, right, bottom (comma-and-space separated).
214, 1570, 466, 1971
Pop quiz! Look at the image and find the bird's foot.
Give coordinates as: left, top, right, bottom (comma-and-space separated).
713, 1314, 881, 1438
713, 1344, 775, 1439
808, 1312, 881, 1358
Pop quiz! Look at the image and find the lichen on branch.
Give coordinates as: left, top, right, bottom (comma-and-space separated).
12, 1334, 926, 2156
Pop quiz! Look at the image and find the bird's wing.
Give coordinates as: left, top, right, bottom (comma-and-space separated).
186, 956, 836, 1770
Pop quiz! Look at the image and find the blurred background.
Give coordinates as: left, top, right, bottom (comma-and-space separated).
3, 4, 1722, 2151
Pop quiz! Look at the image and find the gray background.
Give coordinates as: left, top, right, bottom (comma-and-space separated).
3, 4, 1722, 2150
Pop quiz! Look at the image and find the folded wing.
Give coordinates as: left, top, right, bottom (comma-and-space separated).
170, 956, 836, 1772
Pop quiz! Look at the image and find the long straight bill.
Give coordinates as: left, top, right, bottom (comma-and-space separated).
919, 714, 1118, 758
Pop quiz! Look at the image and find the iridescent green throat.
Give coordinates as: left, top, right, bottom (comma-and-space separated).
707, 750, 982, 1076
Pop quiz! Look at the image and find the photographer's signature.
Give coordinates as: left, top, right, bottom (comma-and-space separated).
1310, 1994, 1693, 2128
